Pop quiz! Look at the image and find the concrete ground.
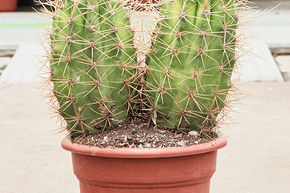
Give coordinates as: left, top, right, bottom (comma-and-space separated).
212, 82, 290, 193
0, 81, 289, 193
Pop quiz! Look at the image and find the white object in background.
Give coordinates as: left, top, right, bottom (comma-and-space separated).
234, 36, 283, 82
0, 42, 48, 83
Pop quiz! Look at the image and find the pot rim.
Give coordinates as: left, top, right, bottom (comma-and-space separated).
62, 136, 227, 158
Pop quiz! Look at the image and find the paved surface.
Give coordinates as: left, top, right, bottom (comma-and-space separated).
0, 43, 48, 83
0, 81, 289, 193
247, 9, 290, 48
0, 12, 49, 83
0, 12, 50, 45
236, 36, 283, 82
249, 0, 290, 47
212, 82, 290, 193
0, 83, 78, 193
276, 55, 290, 81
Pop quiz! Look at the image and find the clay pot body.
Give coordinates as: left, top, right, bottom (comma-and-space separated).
0, 0, 18, 12
62, 137, 227, 193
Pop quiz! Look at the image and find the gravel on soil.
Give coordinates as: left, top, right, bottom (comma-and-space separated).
72, 117, 219, 148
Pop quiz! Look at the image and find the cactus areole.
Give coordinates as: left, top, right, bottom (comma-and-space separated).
50, 0, 237, 137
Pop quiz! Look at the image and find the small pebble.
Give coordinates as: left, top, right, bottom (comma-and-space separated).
188, 130, 199, 136
144, 143, 152, 148
177, 140, 188, 147
103, 136, 109, 141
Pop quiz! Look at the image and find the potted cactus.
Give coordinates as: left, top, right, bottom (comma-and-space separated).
47, 0, 238, 192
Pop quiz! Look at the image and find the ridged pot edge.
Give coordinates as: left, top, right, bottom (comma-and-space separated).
62, 135, 227, 158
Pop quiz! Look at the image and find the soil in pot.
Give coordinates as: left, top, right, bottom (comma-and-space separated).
72, 112, 219, 148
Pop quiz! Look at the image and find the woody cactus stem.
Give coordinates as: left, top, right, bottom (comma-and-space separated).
49, 0, 237, 136
128, 9, 160, 106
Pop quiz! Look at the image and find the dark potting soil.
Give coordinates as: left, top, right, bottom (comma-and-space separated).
72, 115, 219, 148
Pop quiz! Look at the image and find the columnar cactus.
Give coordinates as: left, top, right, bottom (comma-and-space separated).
146, 0, 237, 131
49, 0, 237, 136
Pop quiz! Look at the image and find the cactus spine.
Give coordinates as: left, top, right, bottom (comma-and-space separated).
49, 0, 237, 136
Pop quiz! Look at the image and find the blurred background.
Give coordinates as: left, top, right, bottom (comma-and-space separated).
0, 0, 289, 193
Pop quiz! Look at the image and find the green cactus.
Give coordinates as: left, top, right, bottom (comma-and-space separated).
50, 0, 137, 136
49, 0, 237, 136
146, 0, 237, 131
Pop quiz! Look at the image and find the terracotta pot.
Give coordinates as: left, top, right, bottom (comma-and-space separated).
62, 137, 227, 193
0, 0, 18, 12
